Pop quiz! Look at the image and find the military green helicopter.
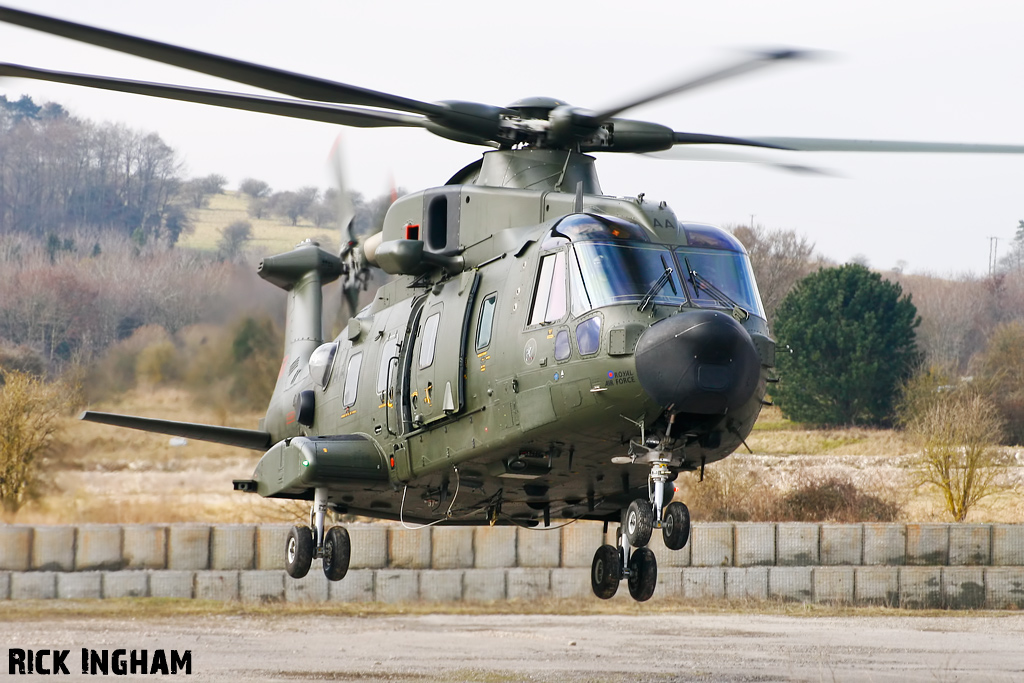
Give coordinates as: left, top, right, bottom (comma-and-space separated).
5, 5, 1024, 602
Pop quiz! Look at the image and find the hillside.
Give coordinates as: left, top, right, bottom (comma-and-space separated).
179, 191, 339, 256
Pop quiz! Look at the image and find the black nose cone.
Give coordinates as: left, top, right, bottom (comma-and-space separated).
635, 310, 760, 414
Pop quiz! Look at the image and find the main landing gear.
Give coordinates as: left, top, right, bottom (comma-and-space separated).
285, 487, 351, 581
591, 461, 691, 601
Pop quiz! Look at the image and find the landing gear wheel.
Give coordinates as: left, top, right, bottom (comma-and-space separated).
662, 501, 691, 550
590, 544, 621, 599
624, 499, 654, 548
285, 525, 314, 579
322, 526, 351, 581
627, 546, 658, 602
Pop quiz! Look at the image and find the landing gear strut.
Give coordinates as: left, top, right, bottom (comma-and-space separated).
284, 486, 352, 581
592, 442, 692, 601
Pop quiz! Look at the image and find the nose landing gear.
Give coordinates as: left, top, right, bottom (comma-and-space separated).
593, 439, 692, 601
590, 504, 663, 602
284, 486, 352, 582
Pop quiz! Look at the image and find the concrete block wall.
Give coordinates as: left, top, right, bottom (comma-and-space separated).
2, 565, 1019, 607
1, 522, 1023, 607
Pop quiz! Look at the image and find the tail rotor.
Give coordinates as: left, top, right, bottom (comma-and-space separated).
329, 135, 372, 319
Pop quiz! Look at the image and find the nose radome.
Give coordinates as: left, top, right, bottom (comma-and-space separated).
634, 310, 760, 415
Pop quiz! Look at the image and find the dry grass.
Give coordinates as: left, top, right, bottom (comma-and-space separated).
7, 387, 1023, 525
178, 192, 338, 255
748, 405, 912, 456
1, 597, 1013, 622
0, 387, 302, 525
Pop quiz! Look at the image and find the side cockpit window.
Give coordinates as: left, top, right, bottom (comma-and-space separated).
308, 342, 339, 388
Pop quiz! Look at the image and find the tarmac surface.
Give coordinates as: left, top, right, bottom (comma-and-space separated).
3, 611, 1024, 682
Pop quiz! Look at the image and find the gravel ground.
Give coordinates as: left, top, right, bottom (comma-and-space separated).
3, 612, 1024, 682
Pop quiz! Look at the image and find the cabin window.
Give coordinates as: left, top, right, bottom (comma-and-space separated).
476, 293, 497, 351
554, 329, 571, 361
376, 336, 400, 396
343, 352, 362, 407
576, 317, 601, 356
419, 310, 442, 369
427, 195, 448, 251
308, 342, 339, 388
528, 250, 567, 326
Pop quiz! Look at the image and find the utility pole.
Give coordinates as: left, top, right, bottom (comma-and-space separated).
988, 236, 999, 276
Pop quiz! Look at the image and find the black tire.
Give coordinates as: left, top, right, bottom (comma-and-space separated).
662, 501, 691, 550
624, 499, 654, 548
285, 525, 314, 579
322, 526, 351, 581
590, 544, 621, 599
627, 546, 658, 602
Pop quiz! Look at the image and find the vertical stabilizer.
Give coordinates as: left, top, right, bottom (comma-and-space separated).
257, 240, 343, 435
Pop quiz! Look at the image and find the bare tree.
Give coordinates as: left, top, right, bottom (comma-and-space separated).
905, 389, 1007, 521
893, 273, 987, 372
239, 178, 271, 199
730, 223, 818, 323
218, 220, 253, 261
0, 98, 185, 242
181, 174, 228, 209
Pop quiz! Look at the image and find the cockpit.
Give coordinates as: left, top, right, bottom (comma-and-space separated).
534, 214, 765, 320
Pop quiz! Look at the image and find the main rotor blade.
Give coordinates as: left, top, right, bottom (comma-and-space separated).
0, 63, 426, 128
647, 146, 834, 175
0, 5, 443, 116
740, 136, 1024, 154
592, 49, 811, 122
673, 131, 792, 150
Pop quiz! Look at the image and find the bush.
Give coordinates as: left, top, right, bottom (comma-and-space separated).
779, 476, 900, 523
0, 371, 78, 511
904, 389, 1008, 521
0, 343, 46, 380
84, 325, 172, 401
682, 460, 901, 523
182, 316, 281, 411
773, 264, 920, 426
135, 340, 180, 386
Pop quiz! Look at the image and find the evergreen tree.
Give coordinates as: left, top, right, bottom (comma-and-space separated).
773, 263, 920, 426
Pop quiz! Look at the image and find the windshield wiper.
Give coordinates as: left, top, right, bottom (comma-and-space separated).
683, 257, 749, 319
638, 267, 674, 312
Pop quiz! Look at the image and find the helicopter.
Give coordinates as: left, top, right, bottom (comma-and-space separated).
5, 6, 1024, 602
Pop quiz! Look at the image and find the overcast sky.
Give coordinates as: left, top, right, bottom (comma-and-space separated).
1, 0, 1022, 276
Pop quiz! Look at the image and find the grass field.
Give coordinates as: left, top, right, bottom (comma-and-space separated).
177, 191, 339, 256
3, 392, 1019, 526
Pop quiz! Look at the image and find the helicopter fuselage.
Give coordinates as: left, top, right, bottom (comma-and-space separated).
249, 165, 775, 527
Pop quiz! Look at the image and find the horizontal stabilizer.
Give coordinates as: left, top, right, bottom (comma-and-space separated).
80, 411, 273, 450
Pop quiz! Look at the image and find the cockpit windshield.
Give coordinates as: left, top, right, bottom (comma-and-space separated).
676, 248, 765, 318
561, 216, 765, 319
572, 242, 686, 310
